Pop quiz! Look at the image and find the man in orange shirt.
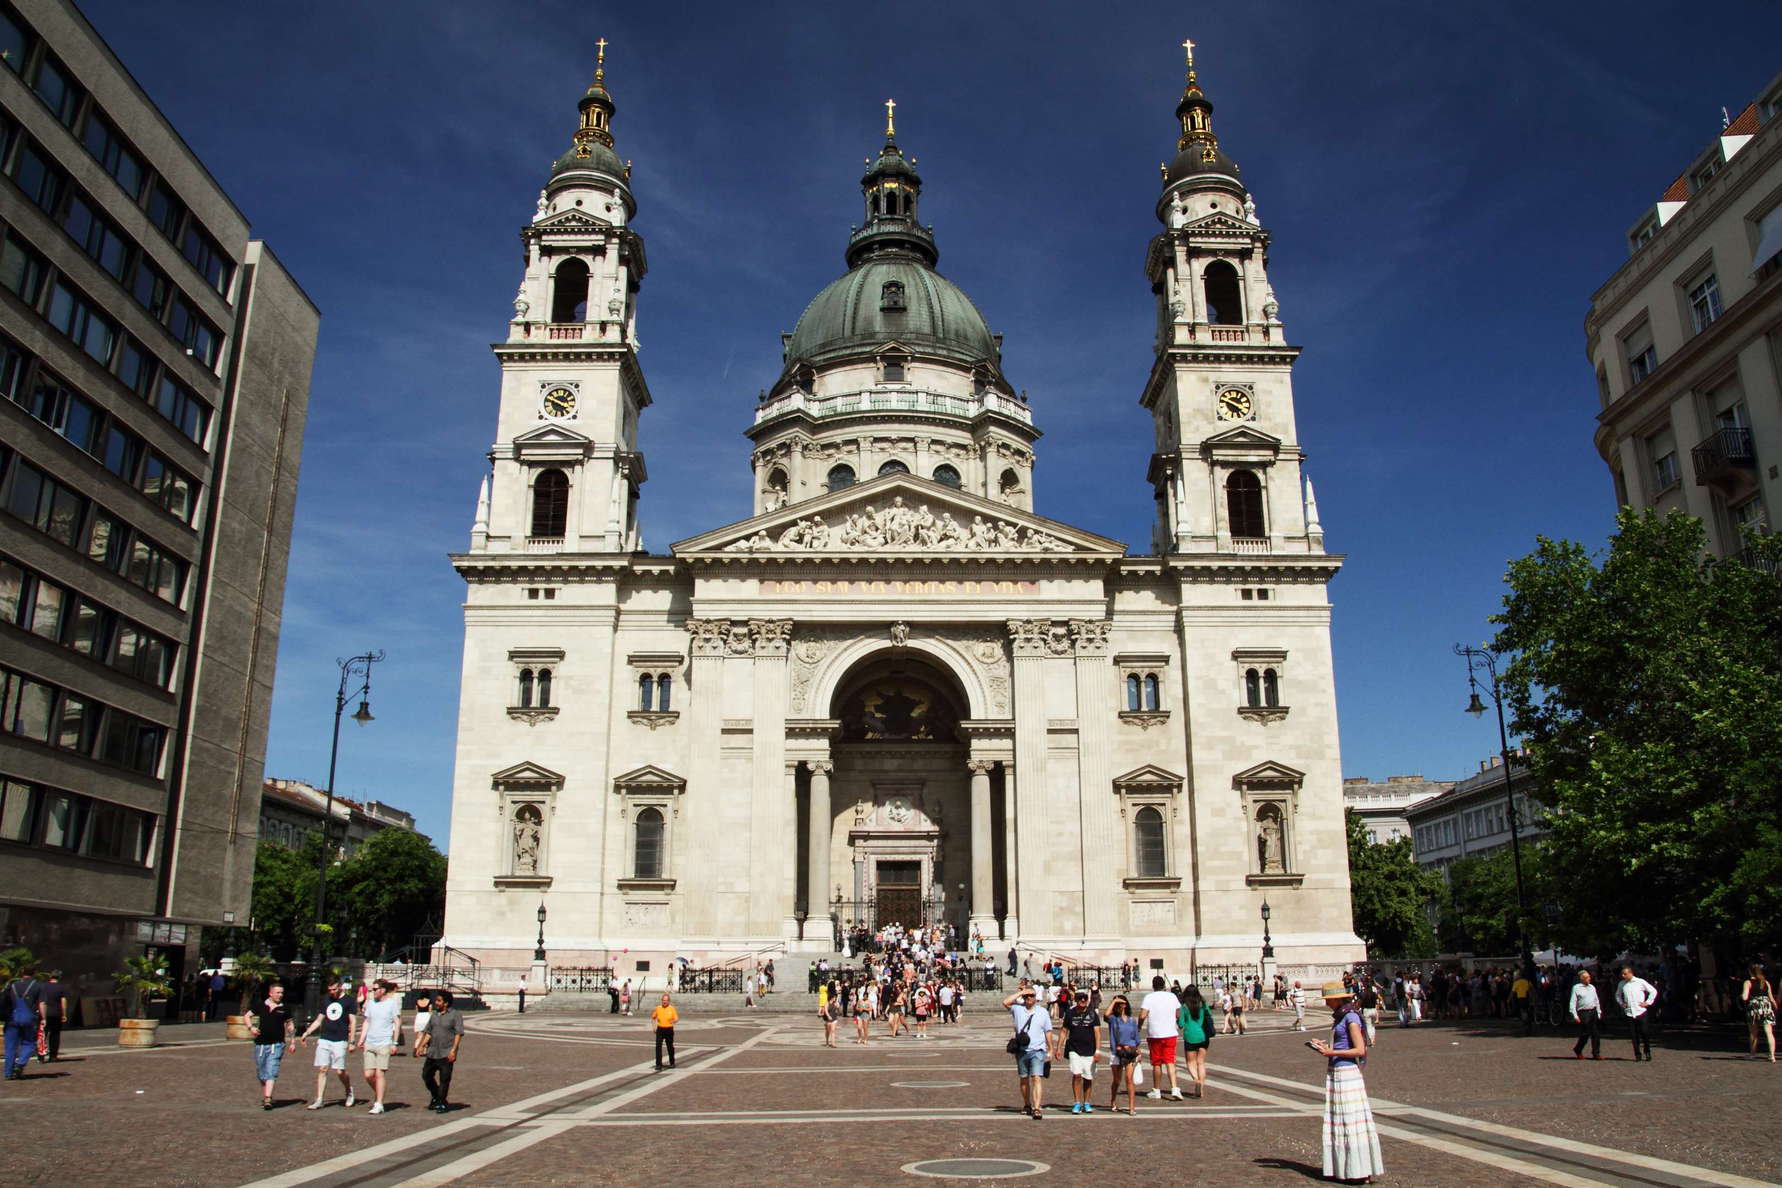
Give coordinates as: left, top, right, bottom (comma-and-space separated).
650, 993, 679, 1070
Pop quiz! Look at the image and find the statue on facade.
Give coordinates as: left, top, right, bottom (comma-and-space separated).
1169, 191, 1189, 229
1258, 810, 1284, 874
514, 285, 530, 320
535, 189, 548, 219
513, 814, 541, 874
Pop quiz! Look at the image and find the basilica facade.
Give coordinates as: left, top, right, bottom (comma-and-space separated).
440, 46, 1364, 975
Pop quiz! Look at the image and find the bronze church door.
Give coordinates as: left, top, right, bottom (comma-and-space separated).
875, 860, 922, 928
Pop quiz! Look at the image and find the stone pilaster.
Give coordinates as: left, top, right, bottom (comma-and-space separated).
1006, 618, 1055, 940
1070, 618, 1119, 940
967, 758, 996, 938
748, 619, 792, 937
682, 618, 730, 938
806, 759, 835, 949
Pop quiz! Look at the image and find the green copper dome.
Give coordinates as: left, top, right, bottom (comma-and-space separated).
785, 258, 998, 366
550, 139, 626, 184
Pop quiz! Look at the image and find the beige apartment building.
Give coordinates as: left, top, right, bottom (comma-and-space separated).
0, 0, 316, 1003
1589, 73, 1782, 554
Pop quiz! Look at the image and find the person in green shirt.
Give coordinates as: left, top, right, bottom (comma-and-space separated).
1176, 986, 1216, 1098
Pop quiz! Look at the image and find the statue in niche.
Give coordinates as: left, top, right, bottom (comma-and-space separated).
535, 189, 548, 219
1169, 192, 1189, 229
513, 806, 542, 875
1257, 808, 1284, 874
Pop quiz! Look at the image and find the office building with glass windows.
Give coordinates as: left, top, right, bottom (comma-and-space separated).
0, 0, 316, 1003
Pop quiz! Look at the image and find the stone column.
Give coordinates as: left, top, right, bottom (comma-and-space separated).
1072, 619, 1118, 941
807, 760, 834, 949
968, 758, 996, 940
683, 620, 731, 938
1001, 761, 1019, 939
748, 619, 792, 940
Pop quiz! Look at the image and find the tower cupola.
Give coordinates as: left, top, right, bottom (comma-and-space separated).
549, 38, 632, 199
1160, 39, 1245, 199
847, 100, 938, 268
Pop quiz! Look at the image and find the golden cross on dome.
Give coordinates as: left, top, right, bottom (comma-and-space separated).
596, 37, 608, 65
885, 98, 897, 138
1182, 37, 1196, 73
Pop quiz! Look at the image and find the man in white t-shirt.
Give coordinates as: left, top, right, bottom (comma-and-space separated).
1136, 976, 1183, 1100
356, 979, 404, 1114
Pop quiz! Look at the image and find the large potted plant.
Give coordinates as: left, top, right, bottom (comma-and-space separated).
226, 953, 277, 1040
113, 954, 173, 1048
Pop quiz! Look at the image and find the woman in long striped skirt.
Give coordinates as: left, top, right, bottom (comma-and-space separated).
1310, 981, 1382, 1184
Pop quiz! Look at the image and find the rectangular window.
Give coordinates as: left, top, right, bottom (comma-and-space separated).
2, 460, 87, 549
66, 596, 107, 658
179, 223, 232, 297
40, 790, 81, 849
102, 423, 144, 484
6, 671, 53, 741
29, 53, 81, 127
112, 621, 171, 686
141, 452, 196, 522
55, 691, 92, 752
98, 708, 162, 776
46, 281, 118, 366
1688, 274, 1722, 334
80, 113, 146, 200
146, 181, 185, 241
1629, 218, 1657, 252
166, 296, 220, 369
0, 335, 24, 402
124, 532, 184, 604
85, 506, 124, 570
22, 372, 103, 455
62, 193, 132, 281
0, 231, 46, 305
1691, 158, 1721, 192
152, 373, 208, 445
0, 779, 36, 844
9, 138, 65, 213
130, 259, 170, 319
27, 575, 62, 639
0, 7, 29, 74
0, 556, 22, 624
116, 336, 156, 397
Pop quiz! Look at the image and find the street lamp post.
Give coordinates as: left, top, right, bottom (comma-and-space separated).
1455, 644, 1538, 1030
305, 650, 383, 1019
534, 901, 548, 962
1260, 899, 1274, 961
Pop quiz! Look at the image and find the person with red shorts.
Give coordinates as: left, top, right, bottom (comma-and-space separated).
1138, 975, 1183, 1100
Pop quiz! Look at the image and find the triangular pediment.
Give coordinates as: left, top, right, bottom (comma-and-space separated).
612, 764, 686, 790
671, 472, 1126, 559
513, 422, 594, 446
1202, 425, 1282, 449
532, 208, 614, 232
1232, 760, 1305, 786
1113, 764, 1185, 789
491, 761, 565, 787
1182, 212, 1254, 233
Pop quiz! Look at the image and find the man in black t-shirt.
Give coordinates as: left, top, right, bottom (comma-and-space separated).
1062, 990, 1103, 1114
37, 971, 70, 1063
298, 978, 359, 1109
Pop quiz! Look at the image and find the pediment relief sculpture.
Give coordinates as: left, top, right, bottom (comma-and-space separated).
722, 496, 1069, 554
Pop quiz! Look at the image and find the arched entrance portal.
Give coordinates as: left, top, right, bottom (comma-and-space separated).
818, 654, 979, 942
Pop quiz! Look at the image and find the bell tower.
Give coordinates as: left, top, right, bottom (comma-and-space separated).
1140, 41, 1323, 557
473, 41, 651, 556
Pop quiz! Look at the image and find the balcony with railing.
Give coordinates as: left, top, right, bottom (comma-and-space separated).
753, 386, 1034, 428
511, 320, 626, 345
1691, 427, 1755, 488
1229, 536, 1270, 555
525, 536, 565, 553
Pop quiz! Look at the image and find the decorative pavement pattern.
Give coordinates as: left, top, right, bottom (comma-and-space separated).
8, 1006, 1778, 1185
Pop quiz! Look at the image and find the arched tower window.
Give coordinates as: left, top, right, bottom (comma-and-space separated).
531, 469, 569, 537
999, 468, 1022, 500
634, 806, 664, 879
827, 464, 856, 492
1203, 259, 1242, 325
932, 463, 961, 488
1244, 668, 1261, 708
1134, 806, 1166, 878
1262, 668, 1279, 708
655, 673, 672, 711
639, 673, 654, 711
763, 467, 788, 509
518, 668, 535, 708
1226, 470, 1264, 538
878, 459, 909, 476
1126, 673, 1142, 711
536, 668, 552, 708
551, 258, 590, 322
1143, 674, 1160, 711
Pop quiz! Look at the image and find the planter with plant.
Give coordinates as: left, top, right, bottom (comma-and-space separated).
113, 954, 173, 1047
226, 953, 278, 1040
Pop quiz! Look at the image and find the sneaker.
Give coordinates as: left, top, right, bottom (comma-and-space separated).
306, 1100, 323, 1110
1169, 1088, 1184, 1100
369, 1103, 384, 1115
1146, 1088, 1162, 1099
1071, 1103, 1083, 1114
344, 1093, 356, 1108
1083, 1103, 1094, 1113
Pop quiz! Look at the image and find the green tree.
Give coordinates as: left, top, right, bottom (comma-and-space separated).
329, 828, 447, 959
1345, 810, 1441, 958
1492, 509, 1782, 954
247, 839, 320, 961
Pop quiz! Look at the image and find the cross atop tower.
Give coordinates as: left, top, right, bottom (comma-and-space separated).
596, 37, 607, 64
1182, 38, 1195, 71
885, 97, 897, 139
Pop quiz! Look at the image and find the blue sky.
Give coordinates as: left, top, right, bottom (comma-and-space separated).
79, 0, 1781, 845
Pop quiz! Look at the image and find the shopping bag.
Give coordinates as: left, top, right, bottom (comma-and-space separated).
34, 1026, 47, 1058
1134, 1060, 1145, 1085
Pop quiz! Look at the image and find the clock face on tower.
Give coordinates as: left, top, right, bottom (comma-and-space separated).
541, 386, 577, 418
1216, 387, 1253, 421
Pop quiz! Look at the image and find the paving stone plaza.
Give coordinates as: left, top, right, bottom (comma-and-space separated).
14, 1004, 1778, 1186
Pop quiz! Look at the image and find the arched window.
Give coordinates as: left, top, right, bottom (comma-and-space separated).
634, 807, 664, 879
878, 459, 909, 476
827, 464, 856, 492
881, 353, 907, 383
1126, 673, 1141, 711
1244, 668, 1261, 708
551, 258, 590, 322
1134, 806, 1166, 878
932, 463, 961, 488
518, 668, 535, 708
639, 673, 654, 711
1262, 668, 1279, 708
1203, 259, 1242, 325
763, 467, 788, 509
531, 469, 569, 537
999, 469, 1021, 497
1143, 674, 1160, 711
655, 673, 672, 711
536, 668, 552, 708
1226, 470, 1264, 538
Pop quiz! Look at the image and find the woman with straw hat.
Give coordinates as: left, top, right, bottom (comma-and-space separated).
1308, 981, 1382, 1184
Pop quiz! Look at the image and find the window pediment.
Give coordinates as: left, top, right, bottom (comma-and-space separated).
613, 765, 686, 793
1201, 425, 1282, 464
1113, 764, 1185, 791
492, 761, 565, 789
513, 423, 594, 463
1232, 760, 1304, 788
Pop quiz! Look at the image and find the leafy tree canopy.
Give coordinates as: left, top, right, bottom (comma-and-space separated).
1346, 810, 1441, 958
1492, 509, 1782, 954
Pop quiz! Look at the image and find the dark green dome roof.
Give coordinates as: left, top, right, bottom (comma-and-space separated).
1164, 143, 1242, 185
786, 257, 998, 365
550, 139, 626, 184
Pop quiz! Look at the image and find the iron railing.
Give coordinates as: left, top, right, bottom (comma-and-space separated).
548, 966, 614, 993
677, 967, 745, 993
1692, 426, 1755, 485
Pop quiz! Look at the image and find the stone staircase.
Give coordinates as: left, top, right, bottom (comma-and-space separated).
538, 989, 1013, 1014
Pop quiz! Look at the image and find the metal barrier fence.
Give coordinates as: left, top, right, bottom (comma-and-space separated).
962, 967, 1004, 992
677, 967, 745, 993
548, 966, 613, 993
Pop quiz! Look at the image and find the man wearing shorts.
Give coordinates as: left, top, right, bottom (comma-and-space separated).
1062, 990, 1102, 1114
299, 977, 359, 1109
356, 979, 403, 1114
1003, 985, 1053, 1119
1138, 975, 1183, 1100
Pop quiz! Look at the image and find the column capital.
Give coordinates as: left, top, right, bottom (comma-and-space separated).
1008, 618, 1072, 657
966, 758, 996, 776
686, 618, 730, 656
749, 618, 793, 656
1069, 618, 1112, 655
808, 760, 835, 776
